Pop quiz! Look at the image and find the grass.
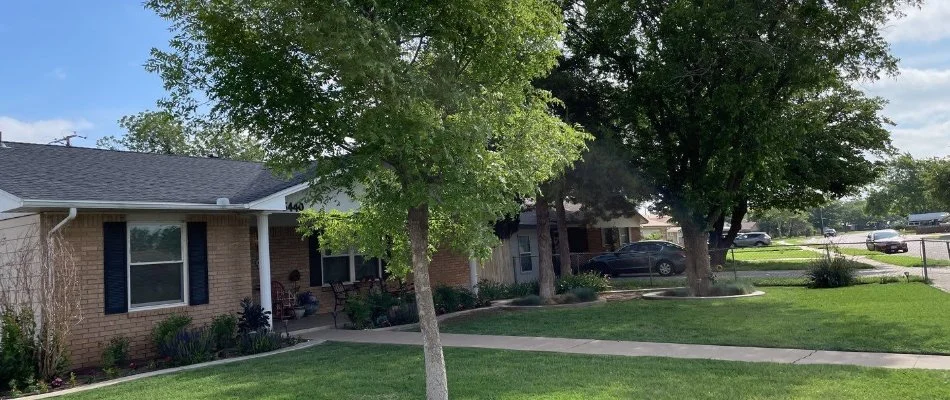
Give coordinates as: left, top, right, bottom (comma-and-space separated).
444, 283, 950, 355
60, 342, 950, 400
835, 247, 950, 268
729, 247, 821, 261
720, 258, 872, 271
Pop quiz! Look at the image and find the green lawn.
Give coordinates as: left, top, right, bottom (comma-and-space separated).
721, 259, 872, 271
61, 342, 950, 400
730, 247, 821, 261
444, 283, 950, 355
835, 247, 950, 268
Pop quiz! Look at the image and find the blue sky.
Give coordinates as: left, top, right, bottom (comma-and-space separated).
0, 2, 948, 157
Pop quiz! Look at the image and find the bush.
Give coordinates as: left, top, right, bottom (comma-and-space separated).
209, 314, 237, 350
101, 336, 129, 368
806, 257, 856, 288
238, 298, 271, 333
366, 290, 399, 324
510, 295, 543, 306
344, 294, 373, 329
475, 280, 540, 303
387, 301, 419, 326
432, 286, 478, 314
509, 282, 540, 297
151, 314, 192, 350
158, 327, 215, 366
569, 287, 598, 302
0, 308, 37, 392
238, 332, 284, 356
556, 272, 610, 294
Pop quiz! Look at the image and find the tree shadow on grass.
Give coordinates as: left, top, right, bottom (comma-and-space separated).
61, 343, 950, 400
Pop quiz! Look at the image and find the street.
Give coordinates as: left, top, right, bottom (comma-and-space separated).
805, 231, 950, 262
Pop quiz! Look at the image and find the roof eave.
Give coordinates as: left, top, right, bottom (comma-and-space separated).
14, 199, 255, 213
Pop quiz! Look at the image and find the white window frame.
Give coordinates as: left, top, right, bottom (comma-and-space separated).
517, 235, 533, 272
321, 248, 383, 286
602, 227, 631, 248
127, 222, 189, 312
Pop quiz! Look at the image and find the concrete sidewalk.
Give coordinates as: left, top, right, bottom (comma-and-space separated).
301, 329, 950, 370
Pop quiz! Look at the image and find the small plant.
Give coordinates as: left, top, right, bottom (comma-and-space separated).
806, 257, 856, 288
101, 336, 129, 368
158, 327, 215, 366
556, 272, 610, 294
569, 287, 598, 302
50, 377, 64, 389
298, 291, 319, 316
151, 314, 192, 350
432, 286, 478, 314
510, 295, 543, 306
387, 301, 419, 326
238, 297, 271, 333
36, 379, 49, 393
68, 372, 77, 387
344, 294, 373, 329
209, 314, 238, 350
237, 332, 284, 355
102, 366, 119, 379
0, 307, 37, 392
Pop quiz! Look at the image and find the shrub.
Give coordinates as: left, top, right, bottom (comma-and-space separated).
101, 336, 129, 368
569, 287, 598, 302
0, 308, 37, 392
344, 294, 373, 329
510, 295, 543, 306
806, 257, 856, 288
209, 314, 237, 350
551, 292, 579, 304
238, 332, 284, 355
433, 286, 478, 314
238, 298, 271, 333
158, 327, 215, 366
387, 301, 419, 326
366, 291, 399, 323
151, 314, 192, 350
475, 280, 511, 302
556, 272, 610, 294
509, 282, 540, 297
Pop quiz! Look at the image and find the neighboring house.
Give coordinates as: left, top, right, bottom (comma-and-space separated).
908, 212, 949, 227
640, 214, 683, 245
494, 203, 648, 283
0, 142, 475, 368
723, 220, 760, 233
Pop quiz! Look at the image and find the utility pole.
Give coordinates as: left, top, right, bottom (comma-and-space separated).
49, 132, 86, 147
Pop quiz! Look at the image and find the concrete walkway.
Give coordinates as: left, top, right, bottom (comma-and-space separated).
301, 329, 950, 370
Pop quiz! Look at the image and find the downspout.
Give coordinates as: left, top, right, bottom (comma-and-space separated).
49, 208, 77, 237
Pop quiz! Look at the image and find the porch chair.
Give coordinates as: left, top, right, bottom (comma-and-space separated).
330, 281, 355, 328
271, 281, 296, 322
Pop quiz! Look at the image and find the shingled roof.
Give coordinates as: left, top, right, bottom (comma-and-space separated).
0, 142, 307, 205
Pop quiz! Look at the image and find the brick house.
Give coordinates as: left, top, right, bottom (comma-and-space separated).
0, 142, 474, 368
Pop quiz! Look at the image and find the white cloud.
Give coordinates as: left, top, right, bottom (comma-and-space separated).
49, 67, 67, 80
883, 2, 950, 43
0, 117, 93, 144
864, 68, 950, 158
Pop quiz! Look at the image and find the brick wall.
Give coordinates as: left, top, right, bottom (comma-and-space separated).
630, 227, 643, 242
428, 249, 471, 288
46, 213, 252, 369
586, 228, 606, 253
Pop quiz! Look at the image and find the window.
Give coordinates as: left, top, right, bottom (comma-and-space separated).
517, 236, 533, 272
128, 223, 187, 310
321, 249, 382, 285
603, 228, 631, 250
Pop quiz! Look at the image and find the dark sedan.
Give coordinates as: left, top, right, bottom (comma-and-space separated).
865, 229, 909, 254
583, 240, 687, 277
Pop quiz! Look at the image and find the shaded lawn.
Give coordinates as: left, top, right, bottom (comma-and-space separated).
722, 259, 872, 271
836, 247, 950, 268
730, 247, 821, 261
62, 342, 950, 400
444, 283, 950, 355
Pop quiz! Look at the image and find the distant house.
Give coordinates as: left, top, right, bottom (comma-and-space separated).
641, 214, 683, 245
908, 212, 950, 227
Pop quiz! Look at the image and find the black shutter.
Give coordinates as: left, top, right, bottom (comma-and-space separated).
308, 235, 322, 286
103, 222, 128, 315
187, 222, 209, 305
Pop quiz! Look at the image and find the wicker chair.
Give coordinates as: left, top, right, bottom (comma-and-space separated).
271, 281, 296, 322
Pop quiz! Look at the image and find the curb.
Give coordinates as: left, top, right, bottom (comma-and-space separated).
643, 290, 766, 300
499, 298, 607, 310
17, 340, 325, 400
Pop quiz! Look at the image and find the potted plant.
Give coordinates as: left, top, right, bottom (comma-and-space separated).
298, 291, 319, 316
288, 270, 306, 319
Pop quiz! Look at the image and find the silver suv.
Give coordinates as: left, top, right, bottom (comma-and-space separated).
733, 232, 772, 247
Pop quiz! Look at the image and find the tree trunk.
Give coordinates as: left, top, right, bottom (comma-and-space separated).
555, 196, 572, 276
535, 196, 556, 301
407, 204, 448, 400
680, 218, 713, 296
709, 200, 748, 267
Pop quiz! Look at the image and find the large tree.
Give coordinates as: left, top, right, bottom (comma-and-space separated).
145, 1, 586, 398
567, 0, 911, 294
97, 110, 264, 161
866, 154, 949, 217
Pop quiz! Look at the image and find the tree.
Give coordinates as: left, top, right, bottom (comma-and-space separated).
97, 110, 264, 161
145, 1, 586, 398
567, 0, 910, 294
866, 154, 949, 217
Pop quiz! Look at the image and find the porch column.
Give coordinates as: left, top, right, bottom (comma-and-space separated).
257, 212, 273, 328
469, 258, 479, 294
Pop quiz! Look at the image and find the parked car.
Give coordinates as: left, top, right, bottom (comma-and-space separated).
733, 232, 772, 247
582, 240, 687, 277
823, 228, 837, 237
865, 229, 909, 253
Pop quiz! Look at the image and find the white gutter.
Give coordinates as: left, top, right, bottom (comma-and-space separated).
49, 207, 77, 237
20, 199, 258, 211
